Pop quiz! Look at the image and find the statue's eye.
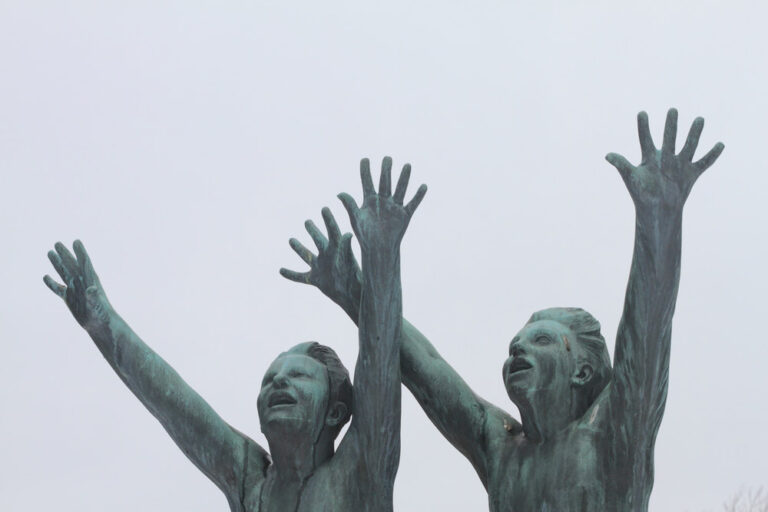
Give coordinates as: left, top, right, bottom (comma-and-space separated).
262, 373, 276, 386
290, 370, 309, 378
534, 335, 552, 345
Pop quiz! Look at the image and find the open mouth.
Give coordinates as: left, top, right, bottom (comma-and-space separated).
268, 392, 298, 407
508, 357, 533, 375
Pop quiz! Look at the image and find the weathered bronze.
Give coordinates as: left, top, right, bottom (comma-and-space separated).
44, 158, 426, 512
282, 110, 724, 511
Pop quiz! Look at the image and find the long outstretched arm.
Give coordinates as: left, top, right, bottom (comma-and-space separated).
44, 242, 267, 505
330, 158, 426, 494
605, 110, 724, 441
281, 180, 514, 487
398, 318, 517, 485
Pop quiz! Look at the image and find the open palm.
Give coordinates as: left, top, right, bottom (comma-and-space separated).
606, 109, 724, 214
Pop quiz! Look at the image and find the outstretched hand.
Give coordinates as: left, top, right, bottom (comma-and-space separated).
606, 109, 724, 214
44, 240, 111, 329
280, 207, 362, 311
338, 157, 427, 251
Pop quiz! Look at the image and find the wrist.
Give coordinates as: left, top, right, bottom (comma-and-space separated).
634, 210, 683, 246
635, 201, 684, 223
360, 246, 401, 273
83, 301, 116, 334
358, 234, 402, 256
337, 295, 361, 323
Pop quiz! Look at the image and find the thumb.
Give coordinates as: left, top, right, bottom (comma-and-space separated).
605, 152, 635, 189
337, 193, 359, 218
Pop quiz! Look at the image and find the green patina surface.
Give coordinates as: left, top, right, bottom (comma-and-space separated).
45, 158, 426, 512
283, 109, 724, 512
45, 109, 724, 512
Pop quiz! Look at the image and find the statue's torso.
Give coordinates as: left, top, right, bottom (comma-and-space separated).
486, 398, 652, 512
488, 424, 606, 511
239, 459, 389, 512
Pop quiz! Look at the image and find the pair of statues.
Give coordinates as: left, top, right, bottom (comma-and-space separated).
45, 110, 723, 511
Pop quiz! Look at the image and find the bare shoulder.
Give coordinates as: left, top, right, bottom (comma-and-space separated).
324, 427, 364, 478
486, 396, 520, 429
483, 399, 521, 446
470, 399, 520, 487
317, 427, 394, 497
236, 433, 271, 510
577, 387, 612, 432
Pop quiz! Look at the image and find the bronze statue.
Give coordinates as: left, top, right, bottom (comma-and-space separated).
44, 158, 426, 512
282, 110, 724, 511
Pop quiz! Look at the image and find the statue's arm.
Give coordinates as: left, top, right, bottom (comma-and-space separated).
281, 179, 514, 487
399, 318, 517, 485
332, 158, 426, 491
605, 110, 723, 440
44, 241, 268, 504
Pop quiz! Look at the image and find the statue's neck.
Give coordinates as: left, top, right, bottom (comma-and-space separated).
518, 388, 573, 443
266, 431, 333, 483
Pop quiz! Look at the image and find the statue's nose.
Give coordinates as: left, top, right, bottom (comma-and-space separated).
510, 341, 525, 357
273, 373, 289, 388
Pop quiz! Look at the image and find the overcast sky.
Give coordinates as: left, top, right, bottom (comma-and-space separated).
1, 2, 766, 511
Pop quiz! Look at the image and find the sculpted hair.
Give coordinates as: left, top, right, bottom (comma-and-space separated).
527, 307, 613, 406
288, 342, 354, 439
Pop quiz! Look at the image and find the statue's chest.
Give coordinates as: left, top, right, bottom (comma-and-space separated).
243, 473, 357, 512
488, 431, 607, 512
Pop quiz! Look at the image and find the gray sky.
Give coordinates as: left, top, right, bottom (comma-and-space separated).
1, 2, 765, 511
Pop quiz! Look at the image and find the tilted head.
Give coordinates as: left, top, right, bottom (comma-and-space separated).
257, 342, 353, 442
503, 308, 612, 419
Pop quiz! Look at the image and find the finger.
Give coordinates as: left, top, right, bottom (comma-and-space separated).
43, 274, 66, 298
338, 192, 359, 218
321, 207, 341, 245
55, 242, 79, 279
693, 142, 725, 176
360, 158, 375, 197
393, 163, 411, 205
661, 108, 678, 160
279, 268, 311, 284
48, 250, 72, 284
73, 239, 89, 270
405, 184, 428, 216
379, 156, 392, 197
289, 238, 315, 265
305, 220, 328, 252
679, 117, 704, 161
72, 239, 97, 282
605, 152, 634, 184
637, 111, 655, 162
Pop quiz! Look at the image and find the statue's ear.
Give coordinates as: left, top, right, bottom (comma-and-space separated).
571, 363, 594, 388
325, 401, 349, 428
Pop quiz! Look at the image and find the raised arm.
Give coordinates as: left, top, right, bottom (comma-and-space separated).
329, 157, 426, 491
44, 241, 267, 507
281, 170, 515, 486
605, 109, 724, 440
